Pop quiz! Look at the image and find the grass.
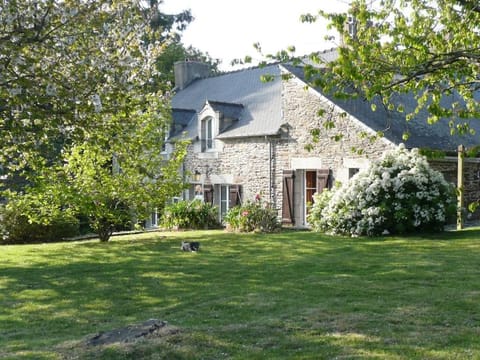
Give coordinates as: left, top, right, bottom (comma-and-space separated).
1, 228, 480, 359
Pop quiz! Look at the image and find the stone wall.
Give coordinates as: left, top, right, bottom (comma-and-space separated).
429, 158, 480, 219
276, 73, 397, 225
180, 67, 480, 225
183, 136, 273, 204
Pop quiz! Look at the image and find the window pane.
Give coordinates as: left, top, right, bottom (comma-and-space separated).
207, 118, 213, 149
306, 171, 316, 188
220, 185, 228, 218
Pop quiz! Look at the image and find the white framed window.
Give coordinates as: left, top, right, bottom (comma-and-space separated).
220, 185, 230, 219
201, 117, 213, 151
220, 185, 242, 221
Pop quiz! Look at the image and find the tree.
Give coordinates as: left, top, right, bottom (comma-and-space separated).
0, 0, 191, 241
29, 115, 188, 241
155, 42, 221, 86
302, 0, 480, 138
0, 0, 189, 173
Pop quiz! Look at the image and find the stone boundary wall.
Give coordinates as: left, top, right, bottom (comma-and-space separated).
429, 158, 480, 219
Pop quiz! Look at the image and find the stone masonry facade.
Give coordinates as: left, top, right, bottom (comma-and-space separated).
180, 65, 480, 224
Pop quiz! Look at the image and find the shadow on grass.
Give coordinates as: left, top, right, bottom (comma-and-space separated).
1, 230, 480, 359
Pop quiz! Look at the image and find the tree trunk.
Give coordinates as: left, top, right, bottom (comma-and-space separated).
98, 229, 112, 242
93, 219, 114, 242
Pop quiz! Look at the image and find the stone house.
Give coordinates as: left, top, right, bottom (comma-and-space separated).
166, 58, 480, 227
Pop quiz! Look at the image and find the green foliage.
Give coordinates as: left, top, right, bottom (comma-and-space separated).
313, 0, 480, 127
155, 42, 220, 85
161, 200, 220, 230
0, 202, 79, 244
0, 1, 192, 241
309, 145, 457, 236
224, 194, 280, 233
1, 0, 163, 171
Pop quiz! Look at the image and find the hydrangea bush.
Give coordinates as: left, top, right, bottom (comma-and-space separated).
308, 145, 456, 236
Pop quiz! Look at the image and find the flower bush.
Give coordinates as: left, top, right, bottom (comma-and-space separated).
308, 144, 456, 236
224, 193, 280, 233
161, 200, 220, 230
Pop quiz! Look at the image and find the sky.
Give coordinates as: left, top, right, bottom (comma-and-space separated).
161, 0, 350, 70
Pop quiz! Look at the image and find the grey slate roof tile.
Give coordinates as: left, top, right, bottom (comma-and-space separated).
207, 101, 244, 121
283, 64, 480, 151
171, 108, 196, 137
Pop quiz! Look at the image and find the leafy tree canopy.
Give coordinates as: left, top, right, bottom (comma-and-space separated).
0, 0, 188, 174
0, 0, 192, 241
302, 0, 480, 137
155, 42, 221, 87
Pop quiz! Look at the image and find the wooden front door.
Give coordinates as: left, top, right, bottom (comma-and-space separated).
305, 171, 317, 217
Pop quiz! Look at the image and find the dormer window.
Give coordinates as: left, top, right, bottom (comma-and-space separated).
201, 116, 213, 151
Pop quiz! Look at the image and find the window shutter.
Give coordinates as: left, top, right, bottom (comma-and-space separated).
204, 185, 214, 205
229, 185, 241, 208
282, 170, 295, 224
316, 169, 331, 194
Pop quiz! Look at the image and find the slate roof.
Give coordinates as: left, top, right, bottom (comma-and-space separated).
171, 108, 196, 137
283, 64, 480, 151
171, 64, 282, 139
172, 108, 196, 126
301, 48, 339, 66
207, 100, 244, 121
171, 60, 480, 151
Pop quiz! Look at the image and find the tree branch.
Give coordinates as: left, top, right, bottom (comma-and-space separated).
456, 0, 480, 13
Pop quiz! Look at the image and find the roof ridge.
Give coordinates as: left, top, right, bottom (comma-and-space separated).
172, 107, 196, 112
207, 61, 282, 78
206, 100, 244, 107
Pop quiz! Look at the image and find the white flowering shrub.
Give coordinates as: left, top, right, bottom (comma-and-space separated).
309, 145, 456, 236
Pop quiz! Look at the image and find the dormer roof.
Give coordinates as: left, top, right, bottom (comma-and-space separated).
206, 100, 244, 120
170, 108, 196, 137
172, 63, 282, 139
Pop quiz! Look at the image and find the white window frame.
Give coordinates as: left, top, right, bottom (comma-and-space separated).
201, 117, 214, 151
220, 185, 230, 220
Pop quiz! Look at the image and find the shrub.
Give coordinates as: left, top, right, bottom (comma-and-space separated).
309, 144, 456, 236
0, 203, 79, 244
224, 194, 280, 233
161, 200, 220, 230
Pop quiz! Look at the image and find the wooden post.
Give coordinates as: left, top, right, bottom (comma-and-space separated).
457, 145, 465, 230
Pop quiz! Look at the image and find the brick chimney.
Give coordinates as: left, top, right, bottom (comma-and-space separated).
174, 60, 211, 90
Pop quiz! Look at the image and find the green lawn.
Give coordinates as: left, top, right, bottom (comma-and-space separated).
1, 228, 480, 359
